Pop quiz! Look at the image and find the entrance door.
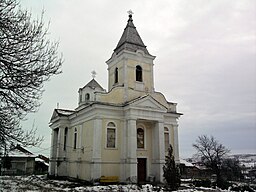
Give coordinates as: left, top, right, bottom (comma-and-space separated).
137, 158, 147, 183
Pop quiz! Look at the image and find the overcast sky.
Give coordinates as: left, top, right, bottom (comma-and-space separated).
19, 0, 256, 158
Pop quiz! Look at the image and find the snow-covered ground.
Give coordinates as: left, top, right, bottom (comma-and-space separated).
1, 175, 153, 192
0, 175, 250, 192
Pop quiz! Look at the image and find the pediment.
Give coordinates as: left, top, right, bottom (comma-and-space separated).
50, 109, 74, 121
50, 110, 59, 121
128, 95, 167, 111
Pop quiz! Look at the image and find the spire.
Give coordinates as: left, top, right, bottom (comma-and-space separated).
114, 11, 150, 55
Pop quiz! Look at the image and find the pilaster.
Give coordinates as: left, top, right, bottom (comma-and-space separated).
125, 119, 137, 182
91, 118, 102, 179
124, 58, 128, 102
120, 120, 127, 181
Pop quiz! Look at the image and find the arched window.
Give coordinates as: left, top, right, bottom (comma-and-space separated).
136, 65, 142, 82
74, 128, 77, 149
114, 67, 118, 84
85, 93, 90, 100
137, 128, 144, 148
164, 127, 169, 152
64, 127, 68, 151
107, 122, 116, 148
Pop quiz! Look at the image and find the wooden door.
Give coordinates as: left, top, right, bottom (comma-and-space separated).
137, 158, 147, 183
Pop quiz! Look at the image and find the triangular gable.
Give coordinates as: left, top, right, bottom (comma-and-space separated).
50, 109, 74, 121
50, 109, 59, 121
127, 95, 167, 111
81, 79, 104, 91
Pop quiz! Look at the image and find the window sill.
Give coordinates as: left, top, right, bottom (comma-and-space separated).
137, 148, 146, 151
105, 147, 118, 150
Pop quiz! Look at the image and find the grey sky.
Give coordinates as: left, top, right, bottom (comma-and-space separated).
20, 0, 256, 158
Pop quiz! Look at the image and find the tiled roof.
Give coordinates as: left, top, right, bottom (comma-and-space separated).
114, 14, 150, 55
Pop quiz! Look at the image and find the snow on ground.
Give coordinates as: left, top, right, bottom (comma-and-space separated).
0, 175, 236, 192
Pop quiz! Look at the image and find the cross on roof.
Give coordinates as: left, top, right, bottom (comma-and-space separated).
127, 10, 134, 16
91, 70, 96, 79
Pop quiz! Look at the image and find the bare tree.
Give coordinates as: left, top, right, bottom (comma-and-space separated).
0, 0, 62, 149
193, 135, 230, 187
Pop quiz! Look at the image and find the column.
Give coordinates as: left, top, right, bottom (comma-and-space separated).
91, 118, 102, 180
49, 130, 54, 175
120, 120, 127, 181
173, 125, 180, 163
55, 127, 62, 176
126, 119, 137, 183
152, 121, 165, 182
56, 127, 63, 159
49, 128, 58, 176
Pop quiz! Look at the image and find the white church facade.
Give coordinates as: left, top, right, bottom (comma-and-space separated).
49, 13, 182, 183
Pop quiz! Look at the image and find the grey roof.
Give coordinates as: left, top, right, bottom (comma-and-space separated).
50, 108, 75, 121
55, 109, 74, 116
3, 144, 36, 158
82, 78, 104, 91
114, 14, 150, 55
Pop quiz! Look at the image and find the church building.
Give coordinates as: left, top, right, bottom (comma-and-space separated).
49, 12, 182, 183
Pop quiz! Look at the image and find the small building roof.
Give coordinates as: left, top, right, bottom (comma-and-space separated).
179, 159, 195, 167
6, 145, 36, 158
35, 157, 49, 167
35, 155, 49, 166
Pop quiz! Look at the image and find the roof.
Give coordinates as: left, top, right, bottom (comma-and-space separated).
55, 109, 74, 116
81, 78, 104, 91
35, 155, 49, 166
179, 159, 195, 167
50, 108, 75, 121
37, 154, 49, 163
5, 145, 36, 158
114, 13, 151, 55
35, 157, 49, 167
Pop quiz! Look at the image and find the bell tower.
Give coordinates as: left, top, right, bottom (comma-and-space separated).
106, 11, 156, 93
